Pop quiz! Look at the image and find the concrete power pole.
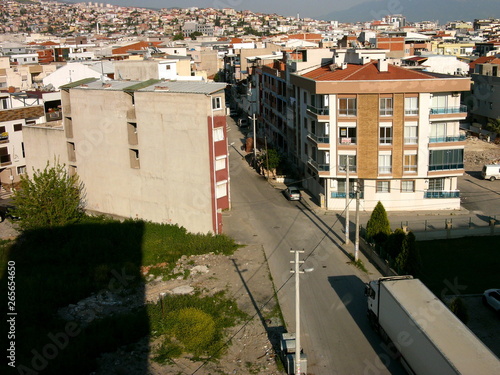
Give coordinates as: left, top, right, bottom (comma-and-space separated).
355, 183, 360, 262
291, 249, 304, 375
345, 157, 350, 245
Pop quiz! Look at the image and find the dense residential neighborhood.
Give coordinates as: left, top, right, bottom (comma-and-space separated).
1, 1, 500, 375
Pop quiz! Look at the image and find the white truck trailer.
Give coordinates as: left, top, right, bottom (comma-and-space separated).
365, 276, 499, 375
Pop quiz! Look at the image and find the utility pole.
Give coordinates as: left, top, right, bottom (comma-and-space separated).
252, 113, 257, 168
355, 182, 360, 262
345, 157, 350, 245
290, 249, 304, 375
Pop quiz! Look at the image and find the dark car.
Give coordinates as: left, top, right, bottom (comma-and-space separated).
0, 204, 19, 222
283, 186, 302, 201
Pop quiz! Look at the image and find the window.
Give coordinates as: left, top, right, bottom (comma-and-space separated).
17, 165, 26, 175
379, 97, 393, 116
430, 123, 447, 142
213, 127, 224, 142
429, 178, 445, 191
0, 98, 8, 109
401, 180, 415, 192
338, 125, 356, 144
26, 120, 36, 126
212, 96, 222, 110
338, 155, 357, 172
21, 142, 25, 158
404, 97, 418, 115
404, 154, 417, 173
216, 181, 227, 198
129, 149, 140, 169
376, 181, 390, 193
337, 179, 357, 195
404, 122, 418, 144
166, 65, 171, 70
14, 123, 22, 132
429, 149, 463, 171
215, 156, 226, 171
67, 142, 76, 162
431, 94, 448, 111
379, 124, 392, 144
338, 98, 357, 116
379, 154, 392, 174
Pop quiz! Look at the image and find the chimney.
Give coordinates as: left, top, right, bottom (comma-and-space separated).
377, 58, 388, 72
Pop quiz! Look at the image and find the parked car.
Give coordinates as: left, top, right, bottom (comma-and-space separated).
283, 186, 302, 201
0, 203, 19, 222
481, 164, 500, 181
482, 289, 500, 314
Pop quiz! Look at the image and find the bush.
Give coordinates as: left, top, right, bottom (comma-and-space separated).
173, 308, 216, 355
366, 201, 391, 245
12, 162, 85, 231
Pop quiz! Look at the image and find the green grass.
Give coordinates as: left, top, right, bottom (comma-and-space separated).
0, 217, 242, 374
417, 236, 500, 296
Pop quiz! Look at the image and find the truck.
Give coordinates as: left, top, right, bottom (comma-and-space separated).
365, 276, 500, 375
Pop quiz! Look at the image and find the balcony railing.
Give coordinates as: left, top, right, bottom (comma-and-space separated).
429, 105, 467, 115
429, 162, 464, 171
307, 132, 329, 144
331, 192, 364, 199
339, 137, 356, 145
404, 137, 418, 144
307, 105, 329, 116
424, 190, 460, 199
429, 134, 466, 143
308, 157, 330, 172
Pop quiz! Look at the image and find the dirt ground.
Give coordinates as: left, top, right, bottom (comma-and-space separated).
464, 135, 500, 170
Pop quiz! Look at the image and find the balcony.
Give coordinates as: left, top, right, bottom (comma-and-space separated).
308, 157, 330, 172
424, 190, 460, 199
307, 105, 329, 116
46, 110, 62, 122
429, 105, 467, 115
0, 132, 8, 144
429, 162, 464, 171
429, 134, 466, 143
331, 191, 364, 199
307, 131, 330, 145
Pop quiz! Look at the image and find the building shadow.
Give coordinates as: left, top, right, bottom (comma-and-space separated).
464, 170, 483, 180
327, 275, 405, 375
1, 220, 149, 375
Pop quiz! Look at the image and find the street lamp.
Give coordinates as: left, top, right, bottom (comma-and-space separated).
291, 250, 313, 375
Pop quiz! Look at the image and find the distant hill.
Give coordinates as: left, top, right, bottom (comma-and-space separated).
320, 0, 500, 23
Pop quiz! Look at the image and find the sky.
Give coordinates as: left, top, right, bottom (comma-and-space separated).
66, 0, 366, 19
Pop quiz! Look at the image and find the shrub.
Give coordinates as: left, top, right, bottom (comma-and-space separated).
172, 307, 216, 355
366, 201, 391, 245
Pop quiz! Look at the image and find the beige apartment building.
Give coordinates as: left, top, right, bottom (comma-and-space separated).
23, 79, 230, 234
290, 50, 471, 211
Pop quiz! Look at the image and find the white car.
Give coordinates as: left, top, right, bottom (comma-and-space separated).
482, 289, 500, 315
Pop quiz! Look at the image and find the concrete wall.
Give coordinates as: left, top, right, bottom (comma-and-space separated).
63, 87, 224, 234
23, 125, 68, 175
114, 60, 159, 81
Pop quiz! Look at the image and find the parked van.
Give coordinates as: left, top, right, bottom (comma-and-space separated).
481, 164, 500, 181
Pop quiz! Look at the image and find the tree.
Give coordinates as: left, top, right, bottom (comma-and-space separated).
172, 33, 184, 41
450, 297, 469, 324
485, 118, 500, 134
12, 162, 86, 231
189, 31, 202, 40
385, 228, 406, 261
366, 201, 391, 245
395, 231, 419, 275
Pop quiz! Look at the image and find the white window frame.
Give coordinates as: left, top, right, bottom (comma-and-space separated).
404, 153, 418, 173
378, 153, 392, 174
212, 96, 222, 110
338, 97, 357, 116
379, 97, 393, 116
379, 123, 393, 145
401, 180, 415, 192
404, 121, 418, 144
215, 156, 226, 171
376, 180, 390, 193
216, 180, 227, 198
404, 97, 418, 115
213, 127, 224, 142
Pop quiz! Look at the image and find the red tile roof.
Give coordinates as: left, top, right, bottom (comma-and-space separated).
112, 41, 162, 55
469, 55, 496, 69
301, 61, 434, 81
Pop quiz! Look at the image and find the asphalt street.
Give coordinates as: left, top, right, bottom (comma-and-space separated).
224, 120, 406, 375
